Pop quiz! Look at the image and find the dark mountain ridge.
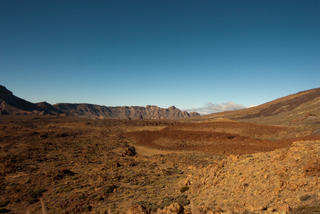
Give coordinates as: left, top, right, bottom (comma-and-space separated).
0, 85, 200, 119
0, 85, 44, 115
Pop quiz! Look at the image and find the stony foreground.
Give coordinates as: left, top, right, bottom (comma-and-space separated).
136, 140, 320, 214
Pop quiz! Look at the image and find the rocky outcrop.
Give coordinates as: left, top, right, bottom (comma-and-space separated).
126, 204, 149, 214
156, 203, 184, 214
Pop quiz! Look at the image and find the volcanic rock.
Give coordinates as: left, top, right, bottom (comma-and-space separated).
157, 203, 184, 214
123, 146, 137, 157
126, 203, 149, 214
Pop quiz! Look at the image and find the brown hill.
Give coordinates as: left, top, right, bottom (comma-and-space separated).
189, 87, 320, 127
0, 85, 199, 119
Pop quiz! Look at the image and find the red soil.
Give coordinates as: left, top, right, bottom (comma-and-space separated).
120, 122, 320, 156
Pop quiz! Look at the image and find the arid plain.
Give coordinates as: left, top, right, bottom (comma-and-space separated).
1, 87, 320, 213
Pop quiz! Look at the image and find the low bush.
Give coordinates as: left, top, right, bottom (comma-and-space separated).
104, 184, 118, 194
0, 201, 9, 207
180, 186, 189, 193
29, 188, 47, 203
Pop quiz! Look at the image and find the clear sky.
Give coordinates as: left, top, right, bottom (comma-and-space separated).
1, 0, 319, 114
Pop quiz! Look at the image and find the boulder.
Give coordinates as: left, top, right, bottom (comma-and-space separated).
126, 204, 149, 214
157, 203, 184, 214
123, 146, 137, 157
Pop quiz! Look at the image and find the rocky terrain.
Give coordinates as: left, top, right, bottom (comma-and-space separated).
0, 87, 320, 214
0, 85, 199, 119
0, 114, 319, 214
127, 139, 320, 214
185, 140, 320, 213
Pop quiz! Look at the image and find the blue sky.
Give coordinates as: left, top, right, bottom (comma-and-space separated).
1, 0, 319, 114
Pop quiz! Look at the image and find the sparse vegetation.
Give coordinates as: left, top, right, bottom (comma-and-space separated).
0, 115, 320, 213
180, 186, 189, 193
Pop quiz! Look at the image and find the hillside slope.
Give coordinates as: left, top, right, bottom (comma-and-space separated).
189, 87, 320, 127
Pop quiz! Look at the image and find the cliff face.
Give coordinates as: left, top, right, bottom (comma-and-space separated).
0, 85, 200, 119
53, 103, 115, 118
53, 103, 200, 119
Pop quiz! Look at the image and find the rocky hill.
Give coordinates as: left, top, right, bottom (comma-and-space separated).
0, 85, 199, 119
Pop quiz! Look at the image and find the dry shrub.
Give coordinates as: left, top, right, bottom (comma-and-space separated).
180, 186, 189, 193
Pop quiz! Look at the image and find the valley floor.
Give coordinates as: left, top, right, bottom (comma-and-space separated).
0, 116, 320, 213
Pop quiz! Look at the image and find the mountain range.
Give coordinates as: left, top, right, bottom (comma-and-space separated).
1, 84, 320, 123
0, 85, 199, 119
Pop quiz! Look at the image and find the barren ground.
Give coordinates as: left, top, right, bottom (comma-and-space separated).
0, 116, 320, 213
120, 121, 320, 156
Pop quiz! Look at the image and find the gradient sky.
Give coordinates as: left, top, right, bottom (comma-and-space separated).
1, 0, 319, 114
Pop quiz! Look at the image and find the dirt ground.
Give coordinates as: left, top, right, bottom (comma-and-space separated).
1, 115, 320, 213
